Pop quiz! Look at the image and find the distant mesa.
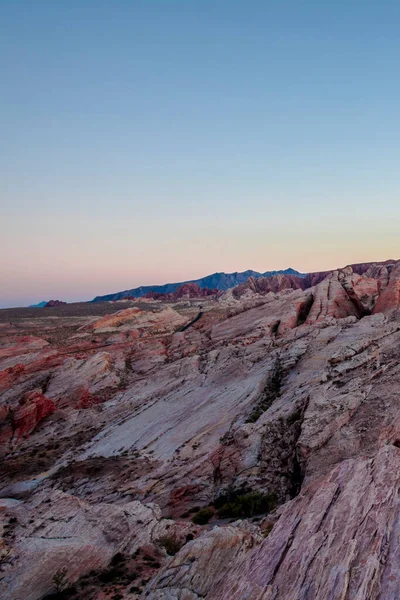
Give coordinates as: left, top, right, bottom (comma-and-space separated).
28, 301, 48, 308
44, 300, 67, 307
92, 268, 305, 302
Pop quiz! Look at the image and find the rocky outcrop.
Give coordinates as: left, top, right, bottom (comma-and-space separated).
143, 521, 263, 599
92, 269, 304, 302
0, 389, 55, 451
45, 351, 120, 406
145, 445, 400, 600
232, 274, 306, 298
226, 260, 400, 320
145, 283, 218, 302
373, 263, 400, 314
0, 490, 189, 600
305, 272, 360, 323
0, 259, 400, 599
45, 300, 67, 307
11, 389, 55, 443
90, 306, 187, 333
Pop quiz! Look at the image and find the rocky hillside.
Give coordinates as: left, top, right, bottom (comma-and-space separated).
143, 282, 219, 302
0, 260, 400, 599
92, 268, 304, 301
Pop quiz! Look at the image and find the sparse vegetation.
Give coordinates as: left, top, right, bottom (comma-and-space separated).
246, 362, 283, 423
53, 567, 69, 592
215, 490, 276, 519
156, 533, 182, 555
191, 507, 214, 525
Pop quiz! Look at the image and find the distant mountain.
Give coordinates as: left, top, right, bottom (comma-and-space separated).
28, 301, 48, 308
92, 268, 305, 302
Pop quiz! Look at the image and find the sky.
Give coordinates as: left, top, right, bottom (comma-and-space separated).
1, 1, 400, 308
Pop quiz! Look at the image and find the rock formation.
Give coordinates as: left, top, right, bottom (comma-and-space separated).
92, 269, 304, 301
144, 282, 218, 302
45, 300, 67, 307
0, 259, 400, 599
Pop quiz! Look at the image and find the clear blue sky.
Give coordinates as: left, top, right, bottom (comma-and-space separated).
1, 1, 399, 307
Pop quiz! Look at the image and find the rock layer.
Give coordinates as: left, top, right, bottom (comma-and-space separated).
0, 259, 400, 599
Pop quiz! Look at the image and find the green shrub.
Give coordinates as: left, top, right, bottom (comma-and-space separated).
52, 568, 69, 593
191, 507, 213, 525
156, 534, 182, 555
216, 491, 276, 519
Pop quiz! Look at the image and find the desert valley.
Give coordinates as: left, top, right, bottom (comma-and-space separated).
1, 259, 400, 599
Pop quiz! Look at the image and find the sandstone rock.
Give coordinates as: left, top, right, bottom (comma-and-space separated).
90, 306, 187, 333
143, 445, 400, 600
0, 490, 186, 600
373, 263, 400, 314
211, 445, 400, 600
143, 521, 263, 599
305, 272, 360, 324
145, 283, 218, 301
46, 351, 120, 405
232, 274, 306, 298
0, 389, 55, 452
0, 259, 400, 599
12, 389, 56, 443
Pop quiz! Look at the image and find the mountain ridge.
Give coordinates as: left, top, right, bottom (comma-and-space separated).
91, 260, 398, 303
92, 267, 305, 302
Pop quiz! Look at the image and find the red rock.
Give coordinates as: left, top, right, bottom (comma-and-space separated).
12, 389, 56, 442
77, 387, 102, 409
6, 363, 25, 376
144, 283, 218, 301
169, 484, 204, 516
306, 272, 360, 323
232, 274, 306, 298
373, 263, 400, 314
210, 442, 242, 485
0, 363, 26, 393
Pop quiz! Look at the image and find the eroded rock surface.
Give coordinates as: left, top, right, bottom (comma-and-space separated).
0, 259, 400, 599
146, 445, 400, 600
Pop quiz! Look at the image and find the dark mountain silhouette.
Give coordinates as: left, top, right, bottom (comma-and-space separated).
92, 268, 305, 302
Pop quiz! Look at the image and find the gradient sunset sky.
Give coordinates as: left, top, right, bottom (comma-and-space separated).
1, 1, 399, 308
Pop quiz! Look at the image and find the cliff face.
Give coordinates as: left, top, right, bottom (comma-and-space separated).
1, 260, 400, 600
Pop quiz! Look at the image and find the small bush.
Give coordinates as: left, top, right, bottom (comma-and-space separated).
156, 534, 182, 556
191, 508, 213, 525
217, 491, 276, 519
53, 568, 69, 593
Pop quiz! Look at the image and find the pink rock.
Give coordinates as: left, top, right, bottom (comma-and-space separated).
12, 389, 56, 443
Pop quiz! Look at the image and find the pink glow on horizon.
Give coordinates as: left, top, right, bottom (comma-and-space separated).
1, 227, 399, 307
